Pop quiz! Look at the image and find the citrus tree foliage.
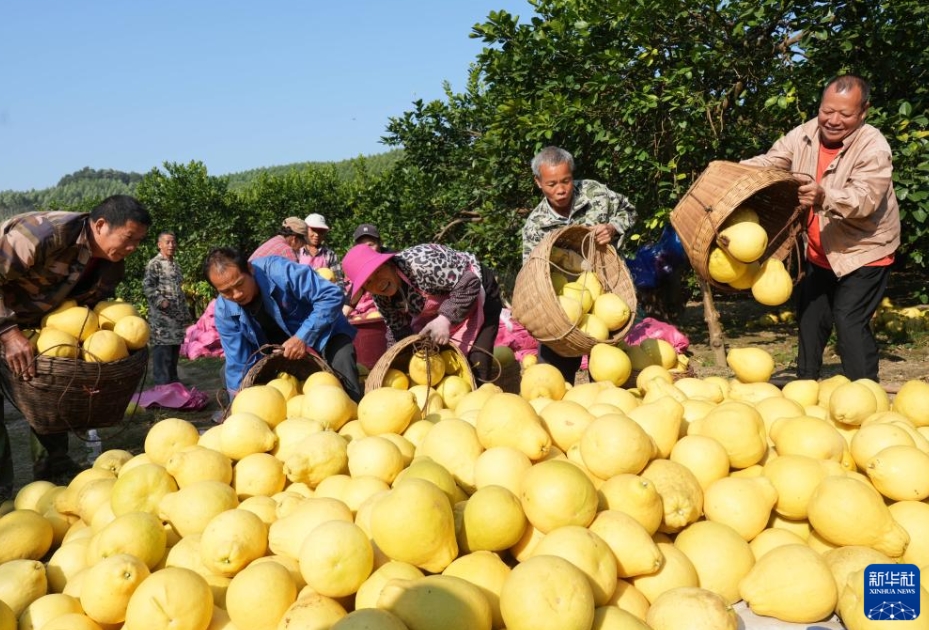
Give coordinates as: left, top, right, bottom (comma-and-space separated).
383, 0, 929, 283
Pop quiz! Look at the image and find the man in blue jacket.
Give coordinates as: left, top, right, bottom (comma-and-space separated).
203, 247, 362, 402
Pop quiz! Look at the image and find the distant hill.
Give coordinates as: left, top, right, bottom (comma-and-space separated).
0, 150, 403, 218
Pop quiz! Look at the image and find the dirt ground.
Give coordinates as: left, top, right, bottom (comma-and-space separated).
3, 281, 928, 497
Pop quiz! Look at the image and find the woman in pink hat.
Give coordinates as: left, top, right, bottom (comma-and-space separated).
342, 243, 502, 381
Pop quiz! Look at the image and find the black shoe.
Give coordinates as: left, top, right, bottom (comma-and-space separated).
33, 454, 84, 485
0, 484, 12, 504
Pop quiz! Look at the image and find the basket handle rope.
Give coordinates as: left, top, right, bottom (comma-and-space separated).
466, 343, 504, 385
410, 336, 443, 419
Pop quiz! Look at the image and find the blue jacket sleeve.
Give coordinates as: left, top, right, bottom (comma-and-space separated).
272, 258, 346, 349
214, 298, 250, 394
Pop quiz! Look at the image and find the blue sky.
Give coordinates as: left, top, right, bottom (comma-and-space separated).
0, 1, 530, 192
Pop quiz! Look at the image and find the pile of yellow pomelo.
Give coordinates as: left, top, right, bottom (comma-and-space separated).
26, 299, 150, 364
372, 347, 478, 411
706, 206, 794, 307
2, 345, 929, 630
549, 246, 632, 341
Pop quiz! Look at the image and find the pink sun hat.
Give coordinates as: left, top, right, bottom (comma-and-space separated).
343, 243, 396, 299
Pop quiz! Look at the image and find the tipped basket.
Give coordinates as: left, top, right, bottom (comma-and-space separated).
240, 345, 334, 389
0, 347, 149, 435
670, 160, 803, 290
366, 335, 476, 394
511, 225, 638, 357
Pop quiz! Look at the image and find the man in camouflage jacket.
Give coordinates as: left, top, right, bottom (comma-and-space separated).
521, 146, 637, 383
144, 231, 190, 385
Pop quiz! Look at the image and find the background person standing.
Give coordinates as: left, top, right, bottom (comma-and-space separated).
143, 231, 190, 385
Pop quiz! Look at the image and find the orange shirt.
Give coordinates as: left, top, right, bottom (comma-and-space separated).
808, 144, 893, 269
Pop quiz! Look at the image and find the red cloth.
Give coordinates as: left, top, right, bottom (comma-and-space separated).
181, 299, 225, 359
133, 382, 209, 411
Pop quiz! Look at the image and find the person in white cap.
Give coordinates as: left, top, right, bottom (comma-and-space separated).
301, 213, 347, 294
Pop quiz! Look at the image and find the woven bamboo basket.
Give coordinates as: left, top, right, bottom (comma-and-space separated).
0, 347, 148, 435
511, 225, 638, 358
240, 345, 334, 389
669, 160, 804, 291
365, 335, 476, 394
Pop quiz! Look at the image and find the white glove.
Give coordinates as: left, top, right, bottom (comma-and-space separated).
420, 315, 452, 345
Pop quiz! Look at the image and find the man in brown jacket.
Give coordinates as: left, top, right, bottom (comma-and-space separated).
0, 195, 151, 499
742, 74, 900, 381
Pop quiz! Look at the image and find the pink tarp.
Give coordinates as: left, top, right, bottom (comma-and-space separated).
132, 382, 210, 411
181, 299, 224, 359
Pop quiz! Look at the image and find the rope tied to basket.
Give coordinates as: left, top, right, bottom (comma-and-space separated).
410, 336, 442, 419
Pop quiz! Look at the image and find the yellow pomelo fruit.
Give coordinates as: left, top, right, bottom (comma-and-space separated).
382, 368, 410, 390
558, 294, 585, 324
355, 561, 425, 610
165, 445, 233, 488
475, 392, 551, 460
331, 609, 408, 629
561, 281, 595, 315
18, 593, 83, 630
589, 509, 662, 578
199, 508, 268, 577
473, 446, 532, 496
579, 413, 656, 478
219, 412, 277, 460
347, 436, 405, 484
407, 384, 445, 414
280, 430, 348, 487
763, 454, 834, 520
232, 452, 286, 499
75, 477, 115, 525
416, 419, 482, 492
0, 509, 54, 563
530, 525, 617, 606
717, 222, 768, 263
112, 315, 150, 350
237, 495, 280, 527
27, 612, 101, 630
673, 520, 754, 604
43, 305, 98, 341
93, 448, 134, 476
371, 478, 458, 573
315, 267, 335, 281
537, 400, 593, 452
457, 485, 526, 553
749, 527, 807, 561
36, 327, 80, 358
626, 395, 684, 459
81, 329, 128, 362
500, 554, 594, 630
640, 459, 704, 534
267, 376, 298, 401
299, 520, 373, 597
197, 426, 223, 451
823, 545, 894, 602
267, 497, 353, 559
436, 374, 473, 411
144, 417, 201, 465
739, 544, 836, 623
358, 387, 418, 435
587, 343, 632, 386
888, 500, 929, 567
578, 313, 609, 341
378, 433, 414, 466
439, 348, 466, 376
45, 537, 88, 593
592, 292, 631, 331
273, 417, 325, 459
378, 574, 492, 630
751, 258, 793, 306
0, 559, 47, 618
624, 343, 653, 371
726, 346, 774, 383
341, 476, 390, 513
629, 542, 699, 604
707, 247, 746, 284
892, 379, 929, 427
86, 510, 166, 569
769, 415, 847, 462
441, 551, 510, 630
231, 385, 287, 428
158, 480, 239, 538
519, 459, 597, 533
838, 569, 929, 630
596, 473, 663, 535
592, 605, 652, 630
594, 386, 640, 414
781, 379, 820, 407
850, 421, 915, 469
866, 444, 929, 501
855, 377, 890, 412
669, 435, 730, 491
304, 370, 342, 390
225, 560, 296, 630
606, 580, 654, 620
688, 401, 766, 469
301, 384, 357, 430
79, 552, 149, 625
634, 364, 673, 393
110, 463, 178, 516
807, 476, 909, 557
703, 476, 777, 541
519, 363, 566, 401
14, 480, 57, 512
728, 260, 761, 290
284, 393, 306, 418
647, 586, 738, 630
408, 350, 446, 386
828, 381, 877, 426
122, 567, 212, 630
93, 301, 139, 330
561, 380, 608, 406
277, 593, 347, 629
639, 338, 678, 370
575, 271, 603, 299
